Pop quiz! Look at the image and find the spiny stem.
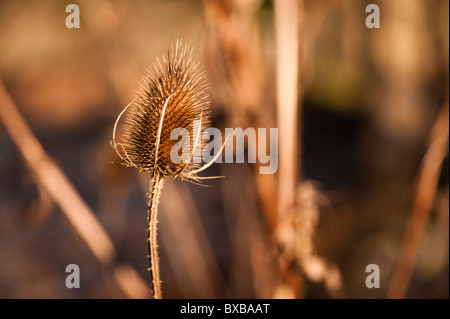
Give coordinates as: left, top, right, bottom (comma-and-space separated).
148, 173, 164, 299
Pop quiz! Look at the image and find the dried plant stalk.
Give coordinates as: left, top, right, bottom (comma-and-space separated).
148, 174, 164, 299
387, 89, 449, 299
112, 41, 219, 299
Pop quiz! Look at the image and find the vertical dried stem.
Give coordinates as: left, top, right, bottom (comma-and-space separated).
274, 0, 302, 298
148, 173, 165, 299
387, 88, 449, 299
0, 80, 151, 298
275, 0, 301, 218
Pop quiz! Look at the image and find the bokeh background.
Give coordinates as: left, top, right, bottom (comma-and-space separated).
0, 0, 448, 298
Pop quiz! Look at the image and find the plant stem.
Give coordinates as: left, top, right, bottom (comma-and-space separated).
275, 0, 301, 218
0, 79, 151, 298
148, 173, 164, 299
387, 88, 449, 299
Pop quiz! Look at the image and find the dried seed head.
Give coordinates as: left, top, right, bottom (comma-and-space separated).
113, 41, 212, 181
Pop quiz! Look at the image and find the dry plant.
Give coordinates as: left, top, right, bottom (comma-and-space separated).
112, 41, 223, 299
81, 1, 225, 298
387, 87, 449, 299
277, 182, 344, 297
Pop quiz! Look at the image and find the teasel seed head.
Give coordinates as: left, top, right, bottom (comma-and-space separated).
113, 40, 219, 183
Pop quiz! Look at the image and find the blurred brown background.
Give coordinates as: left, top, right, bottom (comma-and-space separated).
0, 0, 448, 298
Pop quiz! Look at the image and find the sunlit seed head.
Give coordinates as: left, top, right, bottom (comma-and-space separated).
116, 41, 211, 180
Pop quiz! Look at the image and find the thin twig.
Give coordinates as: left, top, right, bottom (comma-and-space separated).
387, 87, 449, 299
